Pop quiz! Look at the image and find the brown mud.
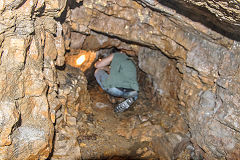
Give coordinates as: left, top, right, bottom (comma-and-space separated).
77, 80, 160, 159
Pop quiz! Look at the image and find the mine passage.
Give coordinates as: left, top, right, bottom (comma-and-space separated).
2, 0, 240, 160
55, 48, 192, 160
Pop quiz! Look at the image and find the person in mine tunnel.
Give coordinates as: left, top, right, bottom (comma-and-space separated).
94, 51, 139, 113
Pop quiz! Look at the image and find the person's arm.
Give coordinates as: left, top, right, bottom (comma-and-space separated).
100, 66, 111, 73
95, 54, 114, 68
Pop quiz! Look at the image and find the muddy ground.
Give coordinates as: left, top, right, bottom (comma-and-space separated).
76, 79, 193, 160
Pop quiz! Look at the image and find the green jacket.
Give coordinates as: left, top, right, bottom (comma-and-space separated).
102, 52, 139, 91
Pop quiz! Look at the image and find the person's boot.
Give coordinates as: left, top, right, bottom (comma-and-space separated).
114, 97, 135, 113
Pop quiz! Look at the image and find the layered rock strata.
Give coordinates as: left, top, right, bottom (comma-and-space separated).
0, 0, 69, 159
68, 0, 240, 159
137, 0, 240, 40
51, 65, 92, 159
0, 0, 240, 159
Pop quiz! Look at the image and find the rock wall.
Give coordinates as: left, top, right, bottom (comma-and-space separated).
0, 0, 81, 159
68, 0, 240, 159
51, 65, 92, 159
137, 0, 240, 40
0, 0, 240, 159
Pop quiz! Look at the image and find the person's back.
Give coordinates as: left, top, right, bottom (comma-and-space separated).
102, 52, 139, 91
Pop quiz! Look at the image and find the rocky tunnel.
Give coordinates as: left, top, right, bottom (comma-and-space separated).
0, 0, 240, 160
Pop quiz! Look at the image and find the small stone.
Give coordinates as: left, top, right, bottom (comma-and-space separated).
138, 114, 150, 122
95, 102, 109, 109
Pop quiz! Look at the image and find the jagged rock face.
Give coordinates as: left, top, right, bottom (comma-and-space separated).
139, 0, 240, 40
180, 41, 240, 159
0, 0, 240, 159
69, 0, 240, 159
70, 0, 234, 55
0, 0, 68, 159
51, 65, 92, 160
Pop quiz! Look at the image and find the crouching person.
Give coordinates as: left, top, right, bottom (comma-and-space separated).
94, 52, 139, 113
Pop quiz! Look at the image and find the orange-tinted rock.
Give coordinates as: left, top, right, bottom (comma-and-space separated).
44, 32, 58, 61
65, 50, 96, 72
69, 31, 141, 56
0, 100, 19, 147
7, 96, 54, 160
70, 0, 234, 60
0, 0, 240, 159
51, 64, 92, 160
0, 0, 68, 159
